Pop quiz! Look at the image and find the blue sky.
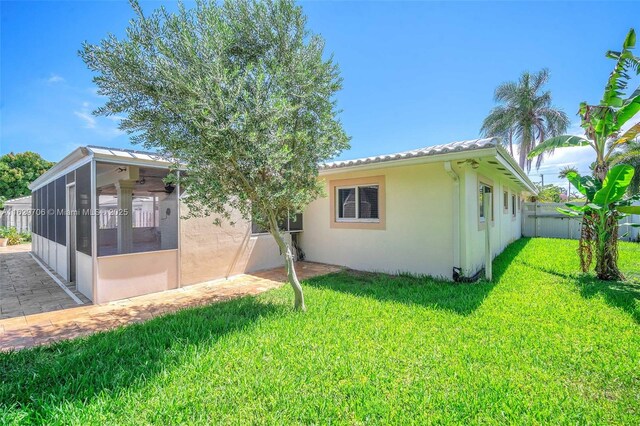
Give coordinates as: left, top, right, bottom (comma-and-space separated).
1, 1, 639, 186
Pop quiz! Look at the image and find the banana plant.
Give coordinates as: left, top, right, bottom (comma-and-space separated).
558, 165, 639, 280
528, 29, 640, 180
527, 28, 640, 281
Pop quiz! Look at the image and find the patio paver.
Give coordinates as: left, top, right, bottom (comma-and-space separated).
0, 260, 341, 351
0, 244, 89, 320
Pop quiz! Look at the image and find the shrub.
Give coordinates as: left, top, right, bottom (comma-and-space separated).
0, 226, 23, 245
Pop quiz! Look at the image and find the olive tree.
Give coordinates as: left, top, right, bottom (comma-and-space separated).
80, 0, 349, 310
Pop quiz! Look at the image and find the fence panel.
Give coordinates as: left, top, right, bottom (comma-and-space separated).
0, 208, 33, 233
522, 202, 639, 242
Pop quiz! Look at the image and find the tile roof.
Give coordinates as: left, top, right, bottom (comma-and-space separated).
321, 138, 498, 170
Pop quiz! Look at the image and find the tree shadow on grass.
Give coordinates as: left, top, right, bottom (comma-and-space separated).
576, 275, 640, 324
517, 258, 640, 325
305, 238, 532, 316
0, 297, 286, 421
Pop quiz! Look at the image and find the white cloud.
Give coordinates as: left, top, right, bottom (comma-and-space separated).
73, 101, 123, 137
528, 145, 594, 185
47, 74, 65, 84
507, 138, 595, 187
73, 108, 97, 129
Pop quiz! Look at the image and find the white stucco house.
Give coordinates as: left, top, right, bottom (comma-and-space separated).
28, 137, 535, 303
304, 138, 536, 280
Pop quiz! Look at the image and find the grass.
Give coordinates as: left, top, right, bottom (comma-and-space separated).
1, 238, 639, 425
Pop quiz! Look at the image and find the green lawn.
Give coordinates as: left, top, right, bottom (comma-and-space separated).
1, 238, 639, 425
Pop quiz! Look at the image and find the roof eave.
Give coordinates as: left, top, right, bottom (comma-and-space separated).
319, 147, 499, 175
495, 145, 537, 194
29, 147, 92, 190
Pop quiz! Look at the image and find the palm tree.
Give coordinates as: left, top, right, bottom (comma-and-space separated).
559, 166, 579, 200
481, 69, 570, 171
610, 138, 640, 195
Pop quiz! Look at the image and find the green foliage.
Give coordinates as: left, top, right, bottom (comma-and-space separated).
0, 226, 22, 245
528, 29, 639, 280
0, 152, 53, 200
533, 183, 565, 202
610, 139, 640, 195
529, 135, 591, 158
528, 29, 639, 169
557, 166, 637, 279
560, 166, 636, 211
1, 238, 639, 424
593, 164, 635, 205
480, 68, 569, 171
80, 0, 348, 308
80, 0, 349, 231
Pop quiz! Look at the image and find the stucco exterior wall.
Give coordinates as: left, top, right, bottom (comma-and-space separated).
460, 165, 523, 275
179, 208, 284, 286
95, 249, 178, 303
301, 162, 454, 278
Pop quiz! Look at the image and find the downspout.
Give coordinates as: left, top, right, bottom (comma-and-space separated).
176, 170, 182, 288
483, 187, 493, 281
444, 162, 461, 280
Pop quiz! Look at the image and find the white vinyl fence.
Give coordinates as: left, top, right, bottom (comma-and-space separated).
522, 202, 640, 242
0, 207, 32, 233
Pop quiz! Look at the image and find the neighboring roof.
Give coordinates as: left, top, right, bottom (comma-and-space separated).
321, 138, 498, 170
2, 195, 32, 205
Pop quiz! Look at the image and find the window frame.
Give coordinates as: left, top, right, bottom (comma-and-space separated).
329, 175, 385, 230
478, 177, 495, 230
503, 190, 509, 213
511, 193, 517, 217
335, 184, 380, 223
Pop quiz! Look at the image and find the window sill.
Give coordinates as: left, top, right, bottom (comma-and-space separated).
336, 218, 380, 223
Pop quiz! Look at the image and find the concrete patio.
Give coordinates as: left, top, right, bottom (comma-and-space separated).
0, 252, 341, 351
0, 244, 90, 320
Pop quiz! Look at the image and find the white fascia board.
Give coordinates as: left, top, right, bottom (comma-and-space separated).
318, 148, 499, 176
92, 153, 185, 171
495, 148, 537, 193
29, 148, 93, 191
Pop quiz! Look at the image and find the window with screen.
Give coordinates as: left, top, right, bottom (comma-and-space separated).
76, 163, 92, 256
479, 183, 494, 223
512, 194, 517, 217
96, 162, 178, 256
336, 185, 379, 221
47, 182, 55, 241
31, 190, 36, 235
503, 190, 509, 212
55, 176, 66, 244
251, 213, 303, 235
32, 189, 38, 235
40, 186, 48, 240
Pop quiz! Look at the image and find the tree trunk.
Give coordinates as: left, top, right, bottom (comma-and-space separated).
578, 213, 594, 272
594, 161, 608, 182
590, 161, 623, 281
268, 215, 306, 311
508, 131, 514, 157
594, 214, 624, 281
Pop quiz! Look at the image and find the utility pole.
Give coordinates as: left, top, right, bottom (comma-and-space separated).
541, 174, 544, 187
